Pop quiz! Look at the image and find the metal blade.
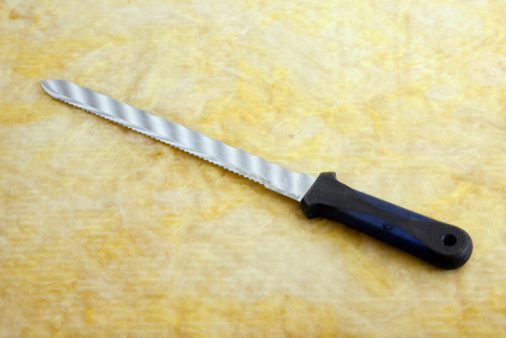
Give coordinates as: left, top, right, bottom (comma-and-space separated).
40, 80, 316, 201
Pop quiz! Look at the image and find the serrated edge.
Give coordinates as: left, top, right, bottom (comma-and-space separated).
40, 80, 316, 201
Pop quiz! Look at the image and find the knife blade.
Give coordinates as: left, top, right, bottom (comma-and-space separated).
40, 79, 473, 269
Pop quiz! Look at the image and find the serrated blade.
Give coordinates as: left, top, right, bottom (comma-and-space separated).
40, 80, 316, 201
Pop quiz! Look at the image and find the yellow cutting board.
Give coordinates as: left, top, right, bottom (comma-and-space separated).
1, 0, 505, 336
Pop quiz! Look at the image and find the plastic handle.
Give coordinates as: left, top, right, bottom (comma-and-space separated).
300, 172, 473, 269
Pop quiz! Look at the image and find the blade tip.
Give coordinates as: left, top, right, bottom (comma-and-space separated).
40, 79, 69, 99
40, 79, 50, 88
40, 79, 56, 95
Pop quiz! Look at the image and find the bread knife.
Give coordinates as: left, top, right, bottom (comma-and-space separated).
40, 79, 473, 269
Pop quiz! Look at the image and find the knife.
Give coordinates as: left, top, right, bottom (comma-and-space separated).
40, 79, 473, 269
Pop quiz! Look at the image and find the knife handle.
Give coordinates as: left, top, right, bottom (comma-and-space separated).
300, 172, 472, 269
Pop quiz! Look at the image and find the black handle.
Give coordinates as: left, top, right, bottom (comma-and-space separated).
300, 172, 473, 269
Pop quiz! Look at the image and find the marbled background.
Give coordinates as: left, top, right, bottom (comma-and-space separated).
1, 0, 505, 336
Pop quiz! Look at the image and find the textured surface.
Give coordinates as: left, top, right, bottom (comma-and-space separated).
1, 0, 505, 336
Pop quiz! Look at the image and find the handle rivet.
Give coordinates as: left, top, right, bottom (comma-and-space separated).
383, 223, 393, 230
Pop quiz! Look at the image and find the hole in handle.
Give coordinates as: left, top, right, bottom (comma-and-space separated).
442, 234, 457, 246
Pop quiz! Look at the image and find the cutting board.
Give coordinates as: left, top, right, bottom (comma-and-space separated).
1, 0, 505, 336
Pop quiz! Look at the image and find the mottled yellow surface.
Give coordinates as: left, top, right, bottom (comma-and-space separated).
1, 0, 505, 336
